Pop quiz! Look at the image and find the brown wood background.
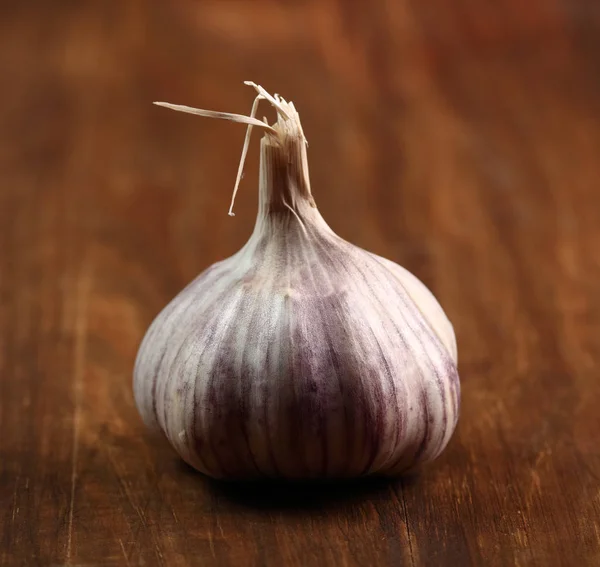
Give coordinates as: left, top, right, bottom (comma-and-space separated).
1, 1, 600, 565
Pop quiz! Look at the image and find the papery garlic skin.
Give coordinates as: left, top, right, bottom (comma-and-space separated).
134, 88, 460, 479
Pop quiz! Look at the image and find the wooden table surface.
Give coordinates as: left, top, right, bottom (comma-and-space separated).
2, 1, 600, 566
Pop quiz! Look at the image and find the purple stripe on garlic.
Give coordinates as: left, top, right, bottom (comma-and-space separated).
133, 82, 460, 480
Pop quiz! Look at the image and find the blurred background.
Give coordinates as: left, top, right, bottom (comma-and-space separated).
1, 1, 600, 565
4, 0, 599, 333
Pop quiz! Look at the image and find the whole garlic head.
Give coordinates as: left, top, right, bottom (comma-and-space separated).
134, 83, 460, 480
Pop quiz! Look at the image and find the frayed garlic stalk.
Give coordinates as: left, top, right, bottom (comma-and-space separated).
134, 82, 460, 480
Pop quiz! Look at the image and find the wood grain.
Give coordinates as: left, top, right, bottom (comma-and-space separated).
1, 0, 599, 565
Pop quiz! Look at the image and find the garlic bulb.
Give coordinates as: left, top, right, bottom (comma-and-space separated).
134, 82, 460, 480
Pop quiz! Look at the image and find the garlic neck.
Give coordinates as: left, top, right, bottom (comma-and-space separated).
258, 128, 315, 219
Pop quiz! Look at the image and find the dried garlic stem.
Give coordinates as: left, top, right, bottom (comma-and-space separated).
154, 82, 306, 216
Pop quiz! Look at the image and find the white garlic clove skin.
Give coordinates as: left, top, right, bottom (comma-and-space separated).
134, 86, 460, 480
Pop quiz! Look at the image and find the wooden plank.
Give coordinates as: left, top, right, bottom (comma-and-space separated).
1, 0, 599, 565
